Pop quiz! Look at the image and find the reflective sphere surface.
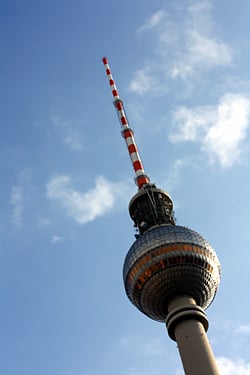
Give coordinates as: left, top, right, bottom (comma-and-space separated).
123, 225, 221, 322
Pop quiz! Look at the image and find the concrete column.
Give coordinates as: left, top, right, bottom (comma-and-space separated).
166, 296, 220, 375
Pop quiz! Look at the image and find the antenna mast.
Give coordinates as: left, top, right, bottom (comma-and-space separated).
102, 57, 150, 189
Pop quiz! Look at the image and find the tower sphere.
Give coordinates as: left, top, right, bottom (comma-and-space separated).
123, 225, 221, 322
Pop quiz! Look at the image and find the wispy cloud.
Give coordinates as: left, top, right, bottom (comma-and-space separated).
170, 1, 232, 80
10, 186, 23, 228
137, 10, 167, 33
120, 334, 175, 375
51, 235, 63, 244
170, 29, 232, 80
10, 169, 33, 228
129, 2, 232, 94
46, 175, 131, 224
235, 324, 250, 335
129, 67, 159, 95
50, 116, 84, 152
170, 93, 250, 167
170, 106, 214, 142
162, 158, 189, 192
217, 357, 250, 375
119, 332, 250, 375
38, 218, 52, 227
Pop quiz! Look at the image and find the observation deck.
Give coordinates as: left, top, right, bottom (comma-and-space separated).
123, 224, 221, 322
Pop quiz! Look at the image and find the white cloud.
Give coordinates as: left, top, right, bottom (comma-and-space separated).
171, 29, 232, 80
170, 93, 250, 167
10, 169, 33, 228
217, 357, 250, 375
204, 94, 250, 166
129, 67, 159, 95
162, 158, 189, 193
235, 325, 250, 335
46, 175, 130, 224
120, 334, 175, 375
137, 10, 167, 33
119, 333, 250, 375
129, 2, 232, 94
170, 1, 232, 80
10, 186, 23, 228
170, 106, 214, 142
63, 130, 83, 151
51, 235, 63, 244
38, 218, 52, 227
50, 116, 84, 152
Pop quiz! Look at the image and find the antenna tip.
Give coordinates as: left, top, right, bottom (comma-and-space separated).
102, 57, 108, 65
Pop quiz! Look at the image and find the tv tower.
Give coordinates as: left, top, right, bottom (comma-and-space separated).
102, 57, 221, 375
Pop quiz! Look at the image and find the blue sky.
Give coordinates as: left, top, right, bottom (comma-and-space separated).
1, 0, 250, 374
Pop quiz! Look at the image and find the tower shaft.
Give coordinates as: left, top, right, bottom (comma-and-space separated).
167, 297, 220, 375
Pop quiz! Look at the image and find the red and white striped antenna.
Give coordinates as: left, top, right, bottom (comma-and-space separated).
102, 57, 150, 189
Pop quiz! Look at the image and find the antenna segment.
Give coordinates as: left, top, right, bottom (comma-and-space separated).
102, 57, 150, 189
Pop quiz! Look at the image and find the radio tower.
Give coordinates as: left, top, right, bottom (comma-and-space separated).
102, 57, 221, 375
